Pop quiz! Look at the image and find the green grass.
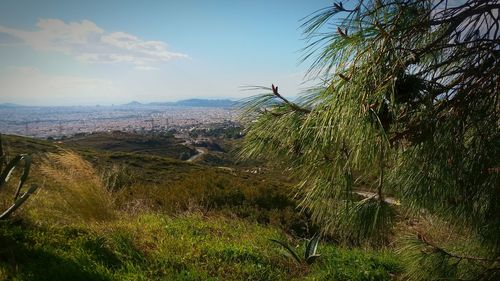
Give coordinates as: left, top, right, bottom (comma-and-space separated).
0, 214, 401, 281
3, 134, 307, 235
61, 131, 196, 160
0, 133, 403, 280
0, 134, 58, 157
305, 247, 402, 280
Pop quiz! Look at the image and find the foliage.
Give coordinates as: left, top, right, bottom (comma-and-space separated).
305, 247, 402, 281
114, 168, 310, 236
62, 131, 196, 160
240, 0, 499, 278
1, 134, 310, 235
0, 213, 401, 281
0, 134, 37, 220
0, 133, 404, 280
100, 163, 136, 192
270, 234, 321, 265
396, 215, 500, 281
30, 151, 116, 223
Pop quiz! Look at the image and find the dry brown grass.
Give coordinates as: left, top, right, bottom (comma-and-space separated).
29, 150, 116, 224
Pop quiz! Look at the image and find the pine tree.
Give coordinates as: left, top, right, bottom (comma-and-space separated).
240, 1, 499, 279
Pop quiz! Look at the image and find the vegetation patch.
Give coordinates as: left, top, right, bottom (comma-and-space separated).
0, 214, 401, 281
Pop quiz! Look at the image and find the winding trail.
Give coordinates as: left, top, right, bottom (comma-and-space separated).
180, 137, 399, 204
186, 147, 206, 162
354, 191, 399, 205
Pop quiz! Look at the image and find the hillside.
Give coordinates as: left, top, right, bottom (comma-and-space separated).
61, 131, 197, 160
0, 133, 402, 280
0, 214, 400, 281
1, 1, 496, 280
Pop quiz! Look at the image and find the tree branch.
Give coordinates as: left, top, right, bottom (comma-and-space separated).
271, 84, 311, 113
417, 233, 500, 263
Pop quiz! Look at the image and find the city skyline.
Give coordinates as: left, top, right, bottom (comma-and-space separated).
0, 103, 238, 138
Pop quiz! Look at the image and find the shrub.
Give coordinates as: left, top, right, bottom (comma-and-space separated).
31, 151, 116, 224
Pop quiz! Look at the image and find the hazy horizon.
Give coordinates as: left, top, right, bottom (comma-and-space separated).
0, 0, 327, 106
0, 96, 242, 107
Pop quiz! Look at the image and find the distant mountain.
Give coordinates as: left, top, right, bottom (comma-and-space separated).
0, 103, 23, 108
122, 99, 237, 108
174, 99, 237, 108
147, 101, 176, 106
123, 101, 144, 106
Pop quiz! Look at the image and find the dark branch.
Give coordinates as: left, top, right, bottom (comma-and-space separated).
271, 84, 311, 114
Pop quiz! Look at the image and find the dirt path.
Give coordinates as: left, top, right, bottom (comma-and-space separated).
186, 147, 206, 162
354, 191, 399, 205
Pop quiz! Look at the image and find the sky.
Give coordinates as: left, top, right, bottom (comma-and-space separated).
0, 0, 330, 106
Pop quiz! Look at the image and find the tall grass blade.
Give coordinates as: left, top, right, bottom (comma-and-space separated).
0, 134, 36, 219
0, 134, 4, 172
0, 155, 25, 189
305, 234, 320, 258
269, 239, 302, 264
0, 184, 38, 220
14, 155, 32, 199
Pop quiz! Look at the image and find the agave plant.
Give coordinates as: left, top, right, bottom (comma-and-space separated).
270, 234, 321, 265
0, 134, 37, 219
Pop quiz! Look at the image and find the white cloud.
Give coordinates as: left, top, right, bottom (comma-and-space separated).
0, 66, 123, 105
10, 66, 40, 75
0, 19, 187, 69
135, 65, 160, 71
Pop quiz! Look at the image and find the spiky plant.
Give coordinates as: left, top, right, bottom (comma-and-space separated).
270, 234, 321, 265
0, 134, 37, 219
241, 0, 499, 278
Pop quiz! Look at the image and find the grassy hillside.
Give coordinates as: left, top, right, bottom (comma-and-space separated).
0, 214, 401, 281
61, 131, 196, 160
2, 134, 305, 234
0, 133, 403, 280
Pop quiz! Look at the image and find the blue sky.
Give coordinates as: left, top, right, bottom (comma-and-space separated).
0, 0, 329, 106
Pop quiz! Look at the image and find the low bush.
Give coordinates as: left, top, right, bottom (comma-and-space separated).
28, 151, 116, 224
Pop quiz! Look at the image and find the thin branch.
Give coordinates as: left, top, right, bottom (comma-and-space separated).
417, 233, 500, 263
271, 84, 311, 114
